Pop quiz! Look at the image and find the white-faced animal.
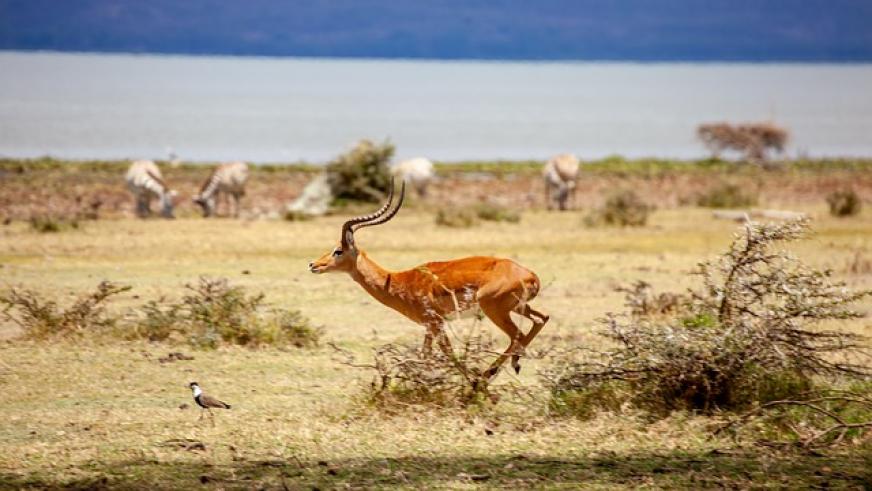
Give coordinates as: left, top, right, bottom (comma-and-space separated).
193, 161, 249, 218
125, 160, 177, 218
542, 154, 580, 211
189, 382, 231, 425
390, 157, 435, 198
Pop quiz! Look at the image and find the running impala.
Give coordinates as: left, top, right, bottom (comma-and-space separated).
309, 180, 549, 381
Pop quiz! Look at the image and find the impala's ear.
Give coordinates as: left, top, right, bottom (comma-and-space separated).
343, 229, 355, 249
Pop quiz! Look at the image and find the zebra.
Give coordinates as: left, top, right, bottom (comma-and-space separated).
390, 157, 435, 198
543, 154, 580, 211
192, 161, 249, 218
125, 160, 177, 218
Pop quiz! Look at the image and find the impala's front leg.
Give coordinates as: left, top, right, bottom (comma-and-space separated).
423, 322, 453, 359
422, 330, 434, 356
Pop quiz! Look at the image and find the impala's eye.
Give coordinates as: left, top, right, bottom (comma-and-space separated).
333, 249, 343, 256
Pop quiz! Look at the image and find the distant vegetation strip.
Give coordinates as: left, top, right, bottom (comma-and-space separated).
4, 156, 872, 177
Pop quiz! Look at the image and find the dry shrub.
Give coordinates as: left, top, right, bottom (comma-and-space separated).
133, 277, 321, 349
585, 190, 652, 227
325, 139, 393, 203
0, 281, 131, 339
847, 250, 872, 275
696, 183, 758, 208
698, 122, 788, 161
543, 219, 871, 420
435, 207, 479, 228
26, 195, 103, 232
615, 280, 688, 318
826, 189, 862, 217
716, 384, 872, 448
28, 214, 77, 233
333, 330, 504, 411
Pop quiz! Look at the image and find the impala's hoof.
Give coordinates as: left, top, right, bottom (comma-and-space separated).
511, 355, 522, 374
472, 379, 488, 392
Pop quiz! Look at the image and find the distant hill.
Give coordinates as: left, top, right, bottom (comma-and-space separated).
2, 0, 871, 61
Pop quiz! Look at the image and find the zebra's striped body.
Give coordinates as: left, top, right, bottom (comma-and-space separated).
125, 160, 176, 218
193, 161, 249, 218
543, 154, 580, 211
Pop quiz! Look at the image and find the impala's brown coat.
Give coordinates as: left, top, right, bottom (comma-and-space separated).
309, 182, 549, 379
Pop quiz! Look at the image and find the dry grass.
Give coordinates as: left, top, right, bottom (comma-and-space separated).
1, 196, 871, 487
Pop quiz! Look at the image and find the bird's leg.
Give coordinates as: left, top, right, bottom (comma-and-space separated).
198, 409, 204, 421
209, 408, 215, 427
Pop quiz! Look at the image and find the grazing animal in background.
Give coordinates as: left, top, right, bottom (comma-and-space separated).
309, 180, 549, 383
193, 161, 249, 218
189, 382, 231, 425
125, 160, 177, 218
542, 154, 580, 211
390, 157, 435, 198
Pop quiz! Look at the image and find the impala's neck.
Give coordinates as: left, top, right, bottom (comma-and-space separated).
348, 250, 395, 302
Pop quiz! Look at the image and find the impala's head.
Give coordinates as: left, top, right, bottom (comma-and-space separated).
309, 179, 405, 274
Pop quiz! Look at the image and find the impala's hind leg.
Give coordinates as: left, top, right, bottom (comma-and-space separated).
480, 299, 524, 380
511, 304, 550, 373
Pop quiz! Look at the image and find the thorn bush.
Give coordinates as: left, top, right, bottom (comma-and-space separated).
543, 219, 871, 418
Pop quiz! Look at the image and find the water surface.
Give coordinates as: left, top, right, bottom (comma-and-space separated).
1, 51, 870, 162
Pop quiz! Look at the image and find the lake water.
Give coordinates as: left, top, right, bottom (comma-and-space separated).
1, 51, 871, 163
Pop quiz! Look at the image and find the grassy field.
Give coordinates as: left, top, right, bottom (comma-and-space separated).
1, 199, 871, 489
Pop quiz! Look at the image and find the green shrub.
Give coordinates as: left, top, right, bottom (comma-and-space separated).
325, 139, 394, 203
474, 203, 521, 223
0, 281, 130, 339
586, 190, 652, 227
696, 183, 758, 208
135, 277, 321, 349
435, 207, 478, 228
826, 189, 862, 217
134, 299, 185, 342
283, 210, 314, 221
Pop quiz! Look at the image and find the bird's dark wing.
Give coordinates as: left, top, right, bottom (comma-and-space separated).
199, 393, 231, 409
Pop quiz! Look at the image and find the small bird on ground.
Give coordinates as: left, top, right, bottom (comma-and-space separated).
189, 382, 231, 425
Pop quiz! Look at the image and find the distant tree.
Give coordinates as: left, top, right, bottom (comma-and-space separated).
325, 140, 394, 203
697, 122, 788, 162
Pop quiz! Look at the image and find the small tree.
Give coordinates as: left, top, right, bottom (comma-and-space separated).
325, 139, 394, 203
698, 122, 788, 162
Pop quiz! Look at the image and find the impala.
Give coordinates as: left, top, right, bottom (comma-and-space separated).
308, 180, 549, 381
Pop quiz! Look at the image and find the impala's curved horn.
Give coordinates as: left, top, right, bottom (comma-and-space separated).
340, 179, 396, 248
352, 180, 405, 233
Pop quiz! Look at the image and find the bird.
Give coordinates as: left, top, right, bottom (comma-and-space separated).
189, 382, 231, 425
